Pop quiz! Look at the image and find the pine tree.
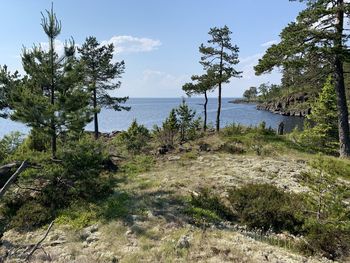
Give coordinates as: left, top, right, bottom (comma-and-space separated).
255, 0, 350, 157
303, 76, 339, 153
162, 109, 179, 147
78, 36, 130, 139
200, 25, 241, 132
10, 6, 92, 158
0, 65, 20, 118
183, 71, 216, 131
176, 99, 196, 142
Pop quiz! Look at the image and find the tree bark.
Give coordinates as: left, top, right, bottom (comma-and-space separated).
203, 91, 208, 131
334, 0, 350, 157
216, 45, 224, 132
216, 85, 222, 132
50, 35, 56, 159
93, 87, 99, 139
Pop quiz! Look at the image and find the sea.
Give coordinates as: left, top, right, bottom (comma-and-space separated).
0, 98, 304, 138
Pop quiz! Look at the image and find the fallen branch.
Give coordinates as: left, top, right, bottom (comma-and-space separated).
0, 161, 28, 198
25, 220, 55, 261
0, 162, 20, 176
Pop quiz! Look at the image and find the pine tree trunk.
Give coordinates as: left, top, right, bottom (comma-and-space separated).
216, 45, 224, 132
216, 85, 221, 132
93, 87, 99, 139
50, 36, 56, 159
204, 91, 208, 131
334, 0, 350, 157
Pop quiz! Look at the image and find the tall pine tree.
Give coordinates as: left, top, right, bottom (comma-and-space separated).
199, 26, 241, 131
255, 0, 350, 157
78, 36, 130, 139
11, 6, 92, 158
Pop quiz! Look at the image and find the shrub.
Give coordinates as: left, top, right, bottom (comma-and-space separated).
10, 201, 52, 230
118, 120, 150, 154
153, 109, 179, 147
289, 77, 338, 155
218, 142, 245, 154
56, 201, 99, 229
0, 131, 24, 162
228, 184, 304, 233
119, 155, 155, 176
299, 222, 350, 260
186, 188, 233, 225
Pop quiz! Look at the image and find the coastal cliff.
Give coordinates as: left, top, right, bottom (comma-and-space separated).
256, 93, 311, 117
230, 93, 311, 117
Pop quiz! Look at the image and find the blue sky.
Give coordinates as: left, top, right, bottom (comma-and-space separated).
0, 0, 305, 98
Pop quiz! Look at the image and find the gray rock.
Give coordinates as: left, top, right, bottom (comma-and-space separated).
177, 235, 191, 249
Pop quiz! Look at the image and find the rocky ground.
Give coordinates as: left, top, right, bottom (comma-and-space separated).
0, 149, 347, 262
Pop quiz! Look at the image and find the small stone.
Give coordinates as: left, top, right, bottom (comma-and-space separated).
168, 156, 181, 161
177, 235, 190, 249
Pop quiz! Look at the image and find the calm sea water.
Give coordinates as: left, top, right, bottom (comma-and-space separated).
0, 98, 303, 138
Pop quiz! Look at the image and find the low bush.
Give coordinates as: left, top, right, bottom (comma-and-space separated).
186, 188, 233, 225
218, 142, 245, 154
119, 155, 155, 176
0, 131, 24, 162
299, 222, 350, 260
10, 201, 53, 230
228, 184, 305, 234
117, 120, 151, 154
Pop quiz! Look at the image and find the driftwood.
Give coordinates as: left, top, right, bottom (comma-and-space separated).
25, 220, 55, 261
0, 161, 28, 198
0, 162, 20, 176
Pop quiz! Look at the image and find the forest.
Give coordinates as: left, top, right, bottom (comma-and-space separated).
1, 1, 350, 262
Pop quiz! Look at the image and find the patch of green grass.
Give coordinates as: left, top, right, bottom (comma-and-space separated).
309, 155, 350, 180
185, 206, 222, 225
99, 192, 130, 221
56, 202, 99, 230
181, 151, 198, 161
119, 155, 156, 176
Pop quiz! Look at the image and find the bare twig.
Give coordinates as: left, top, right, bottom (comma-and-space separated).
25, 220, 55, 261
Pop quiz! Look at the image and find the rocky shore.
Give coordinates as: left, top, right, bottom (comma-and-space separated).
256, 93, 311, 117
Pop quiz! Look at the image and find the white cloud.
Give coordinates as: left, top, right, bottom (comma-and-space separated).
101, 35, 161, 54
118, 69, 190, 97
261, 40, 278, 47
38, 35, 161, 57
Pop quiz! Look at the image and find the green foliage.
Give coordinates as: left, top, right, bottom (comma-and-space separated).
0, 65, 20, 118
290, 77, 338, 155
243, 86, 258, 100
56, 201, 99, 229
186, 188, 233, 226
118, 120, 150, 154
10, 201, 53, 230
10, 7, 92, 158
40, 135, 112, 208
200, 25, 242, 130
0, 131, 24, 162
176, 99, 197, 142
100, 192, 130, 220
78, 36, 129, 138
228, 184, 305, 234
119, 155, 155, 176
154, 109, 179, 147
300, 222, 350, 260
78, 36, 128, 111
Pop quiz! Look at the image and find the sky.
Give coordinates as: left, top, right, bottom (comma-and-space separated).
0, 0, 306, 98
